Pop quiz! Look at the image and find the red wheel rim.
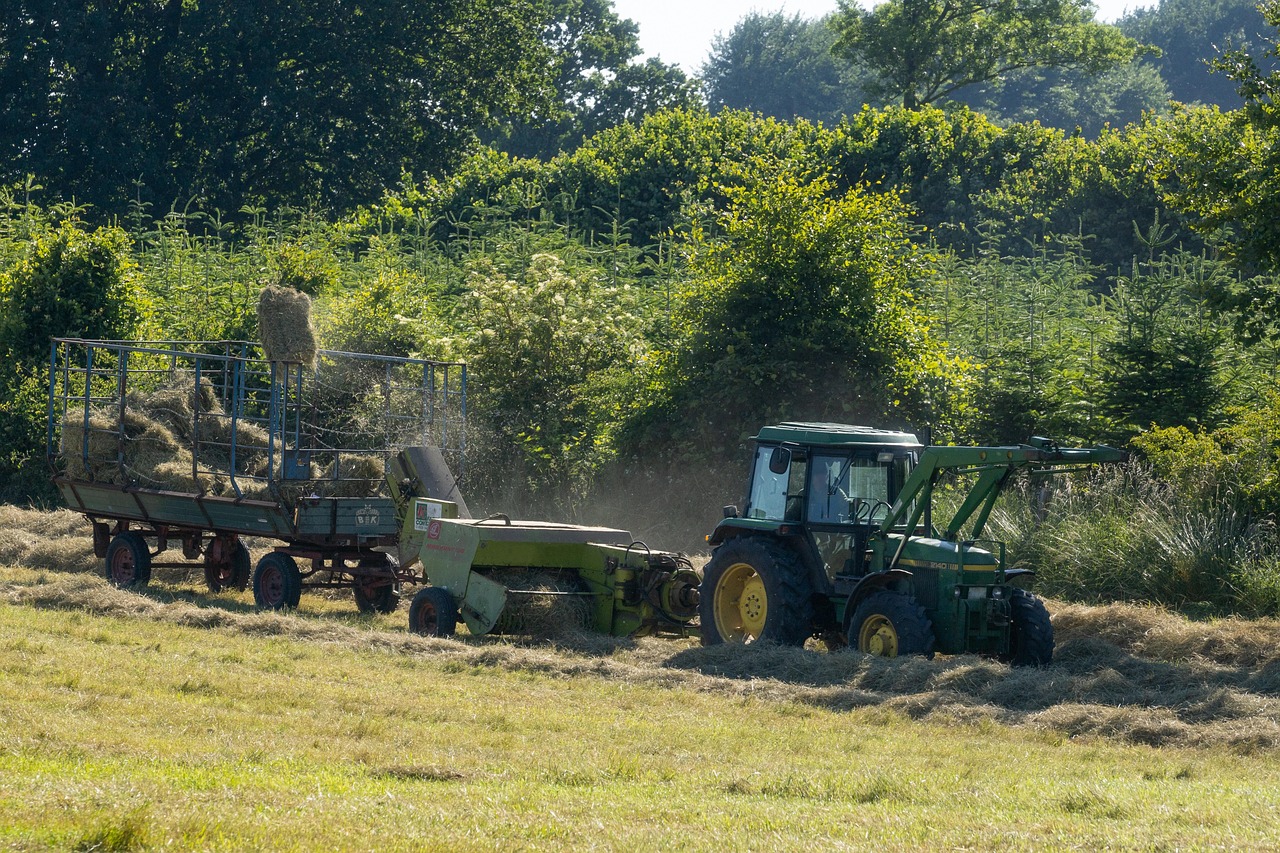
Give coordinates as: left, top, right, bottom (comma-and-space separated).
261, 565, 285, 606
415, 599, 439, 635
109, 548, 136, 585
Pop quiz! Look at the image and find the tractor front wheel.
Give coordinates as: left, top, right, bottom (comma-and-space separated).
408, 587, 457, 638
848, 590, 934, 658
699, 536, 814, 646
1003, 588, 1054, 667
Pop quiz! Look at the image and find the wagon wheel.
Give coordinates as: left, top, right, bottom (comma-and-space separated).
104, 531, 152, 589
252, 552, 302, 610
204, 538, 252, 593
353, 554, 402, 615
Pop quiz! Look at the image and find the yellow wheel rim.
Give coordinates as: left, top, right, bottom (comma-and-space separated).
858, 614, 899, 657
713, 561, 768, 643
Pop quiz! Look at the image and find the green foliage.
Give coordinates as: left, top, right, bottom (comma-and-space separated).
702, 12, 869, 123
621, 165, 969, 456
991, 464, 1280, 616
0, 0, 556, 213
958, 60, 1173, 136
0, 203, 140, 504
1167, 2, 1280, 281
456, 236, 646, 512
926, 234, 1109, 443
1099, 243, 1237, 438
830, 0, 1146, 110
492, 1, 701, 159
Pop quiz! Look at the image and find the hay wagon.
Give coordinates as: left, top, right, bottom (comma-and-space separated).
47, 338, 467, 612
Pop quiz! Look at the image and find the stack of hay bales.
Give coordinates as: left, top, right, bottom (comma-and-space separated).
257, 285, 318, 368
59, 400, 217, 493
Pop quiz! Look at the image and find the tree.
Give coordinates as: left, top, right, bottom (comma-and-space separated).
492, 0, 701, 160
702, 11, 868, 123
957, 58, 1172, 135
1159, 1, 1280, 336
0, 0, 556, 214
830, 0, 1147, 109
619, 165, 969, 456
1119, 0, 1269, 108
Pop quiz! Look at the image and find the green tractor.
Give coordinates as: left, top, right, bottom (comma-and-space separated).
701, 423, 1123, 665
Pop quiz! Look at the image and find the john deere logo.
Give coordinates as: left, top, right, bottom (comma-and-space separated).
356, 505, 379, 526
427, 520, 442, 540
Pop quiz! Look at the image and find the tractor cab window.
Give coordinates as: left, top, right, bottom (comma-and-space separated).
746, 445, 806, 521
806, 453, 892, 526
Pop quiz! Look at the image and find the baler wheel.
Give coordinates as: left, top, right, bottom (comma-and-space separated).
253, 552, 302, 610
699, 536, 813, 646
1003, 588, 1054, 667
105, 531, 152, 589
848, 590, 934, 658
408, 586, 457, 638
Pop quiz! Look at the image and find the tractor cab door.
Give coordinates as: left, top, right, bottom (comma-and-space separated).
744, 444, 808, 521
805, 451, 904, 585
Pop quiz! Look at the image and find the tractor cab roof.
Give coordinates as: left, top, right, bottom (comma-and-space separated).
753, 422, 922, 449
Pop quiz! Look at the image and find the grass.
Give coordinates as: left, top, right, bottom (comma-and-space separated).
4, 505, 1280, 848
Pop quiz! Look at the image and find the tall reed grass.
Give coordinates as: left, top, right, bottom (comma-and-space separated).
988, 463, 1280, 617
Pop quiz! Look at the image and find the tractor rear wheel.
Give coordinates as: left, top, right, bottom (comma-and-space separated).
700, 536, 814, 646
1004, 588, 1054, 667
848, 590, 934, 658
408, 587, 457, 638
253, 552, 302, 610
105, 531, 152, 589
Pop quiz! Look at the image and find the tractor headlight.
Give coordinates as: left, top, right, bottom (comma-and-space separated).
991, 587, 1006, 599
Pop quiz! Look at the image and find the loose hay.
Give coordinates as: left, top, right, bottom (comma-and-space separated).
486, 569, 595, 640
257, 285, 318, 368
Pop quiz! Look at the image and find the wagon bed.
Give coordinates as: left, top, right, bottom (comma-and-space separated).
47, 337, 465, 609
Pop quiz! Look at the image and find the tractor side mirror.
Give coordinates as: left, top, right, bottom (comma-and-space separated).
768, 445, 791, 475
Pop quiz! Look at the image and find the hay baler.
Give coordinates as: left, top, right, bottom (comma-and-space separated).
387, 451, 700, 639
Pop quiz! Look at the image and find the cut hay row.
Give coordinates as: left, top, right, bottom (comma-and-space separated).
4, 497, 1280, 754
5, 570, 1280, 751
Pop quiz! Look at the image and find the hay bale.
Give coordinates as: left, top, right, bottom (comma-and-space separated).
60, 406, 180, 484
60, 409, 126, 481
320, 454, 386, 498
131, 376, 224, 442
257, 285, 318, 368
147, 448, 219, 493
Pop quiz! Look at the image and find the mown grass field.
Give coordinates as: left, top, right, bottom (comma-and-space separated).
3, 507, 1280, 850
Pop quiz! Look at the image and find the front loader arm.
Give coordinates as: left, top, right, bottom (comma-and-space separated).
880, 440, 1125, 541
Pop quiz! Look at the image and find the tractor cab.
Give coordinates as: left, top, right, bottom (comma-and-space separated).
735, 422, 921, 587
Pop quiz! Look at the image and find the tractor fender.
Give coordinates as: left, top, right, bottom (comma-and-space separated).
841, 569, 915, 632
1003, 568, 1036, 584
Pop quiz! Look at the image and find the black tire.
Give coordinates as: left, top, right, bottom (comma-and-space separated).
847, 590, 935, 658
353, 554, 402, 614
1004, 588, 1054, 667
408, 586, 457, 637
253, 552, 302, 610
204, 540, 252, 593
104, 531, 152, 589
699, 536, 814, 646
